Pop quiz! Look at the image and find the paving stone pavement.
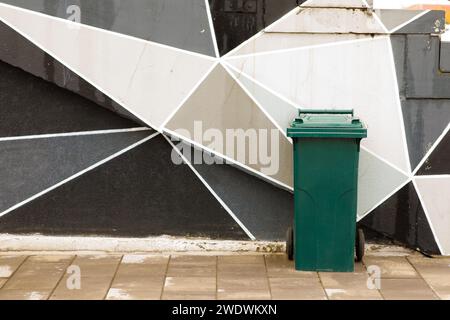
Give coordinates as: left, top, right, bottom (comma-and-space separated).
0, 252, 448, 300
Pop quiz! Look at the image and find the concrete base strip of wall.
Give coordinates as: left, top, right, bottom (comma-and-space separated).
0, 234, 422, 257
0, 234, 285, 254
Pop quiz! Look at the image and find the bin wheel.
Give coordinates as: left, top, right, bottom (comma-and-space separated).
286, 227, 294, 261
355, 228, 365, 262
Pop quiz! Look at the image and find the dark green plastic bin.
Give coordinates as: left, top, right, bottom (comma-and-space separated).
286, 110, 367, 272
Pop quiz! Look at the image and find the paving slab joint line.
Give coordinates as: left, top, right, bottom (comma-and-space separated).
316, 272, 329, 300
0, 255, 29, 292
47, 255, 77, 300
103, 255, 124, 300
406, 256, 441, 300
160, 255, 171, 300
263, 255, 273, 300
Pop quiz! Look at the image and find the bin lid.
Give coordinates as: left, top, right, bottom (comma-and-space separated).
287, 109, 368, 139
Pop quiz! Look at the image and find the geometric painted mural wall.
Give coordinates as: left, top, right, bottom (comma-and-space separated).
0, 0, 449, 255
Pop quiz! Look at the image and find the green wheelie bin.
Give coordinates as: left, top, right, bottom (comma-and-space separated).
286, 110, 367, 272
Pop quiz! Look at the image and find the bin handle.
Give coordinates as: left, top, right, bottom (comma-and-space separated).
299, 109, 354, 116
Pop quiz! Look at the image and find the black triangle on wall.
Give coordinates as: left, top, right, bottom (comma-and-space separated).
0, 130, 151, 214
0, 61, 140, 137
417, 130, 450, 175
395, 10, 446, 34
0, 135, 249, 240
182, 142, 294, 241
209, 0, 302, 56
0, 21, 143, 126
360, 182, 440, 255
401, 100, 450, 171
0, 0, 216, 57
